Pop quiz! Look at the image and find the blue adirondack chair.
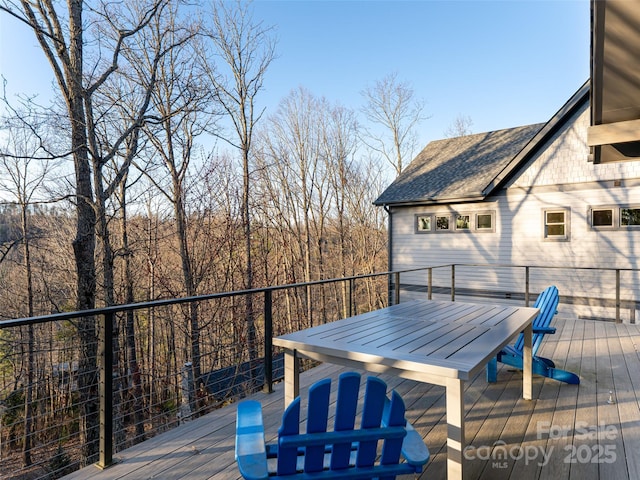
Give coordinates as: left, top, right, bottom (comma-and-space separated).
235, 372, 430, 479
487, 285, 580, 385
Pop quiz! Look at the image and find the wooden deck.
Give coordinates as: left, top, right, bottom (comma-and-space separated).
63, 316, 640, 480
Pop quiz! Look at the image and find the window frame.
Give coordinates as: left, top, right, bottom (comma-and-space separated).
435, 214, 451, 232
589, 206, 616, 230
415, 214, 434, 233
620, 206, 640, 229
454, 213, 472, 232
415, 209, 497, 234
543, 208, 570, 241
587, 205, 640, 231
474, 211, 496, 233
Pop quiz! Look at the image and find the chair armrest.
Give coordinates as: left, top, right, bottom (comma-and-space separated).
533, 326, 556, 334
236, 400, 269, 480
383, 395, 430, 468
401, 421, 430, 468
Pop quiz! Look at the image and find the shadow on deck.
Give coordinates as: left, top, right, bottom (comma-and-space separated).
62, 316, 640, 480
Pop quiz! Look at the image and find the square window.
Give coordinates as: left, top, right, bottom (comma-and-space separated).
476, 213, 493, 230
416, 215, 432, 232
621, 208, 640, 226
456, 215, 470, 230
544, 209, 569, 240
436, 215, 450, 231
592, 209, 614, 227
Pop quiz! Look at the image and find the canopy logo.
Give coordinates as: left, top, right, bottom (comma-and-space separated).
463, 441, 551, 468
463, 421, 618, 469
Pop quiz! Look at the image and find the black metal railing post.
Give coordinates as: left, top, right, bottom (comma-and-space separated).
348, 278, 355, 317
428, 268, 433, 300
451, 265, 455, 301
98, 311, 114, 469
264, 290, 273, 393
525, 266, 530, 306
394, 272, 400, 305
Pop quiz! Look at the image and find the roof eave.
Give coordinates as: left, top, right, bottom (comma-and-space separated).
374, 194, 487, 208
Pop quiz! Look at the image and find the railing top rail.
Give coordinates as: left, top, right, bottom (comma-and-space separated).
0, 266, 439, 329
2, 262, 638, 329
450, 263, 640, 272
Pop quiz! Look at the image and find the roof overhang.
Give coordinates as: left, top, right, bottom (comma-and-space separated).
375, 194, 487, 208
588, 0, 640, 162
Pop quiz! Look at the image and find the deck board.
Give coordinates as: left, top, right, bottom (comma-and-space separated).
611, 323, 640, 479
568, 318, 599, 480
62, 316, 640, 480
540, 313, 576, 480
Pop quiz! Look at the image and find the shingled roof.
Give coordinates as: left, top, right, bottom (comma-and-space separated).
374, 123, 544, 206
374, 82, 590, 207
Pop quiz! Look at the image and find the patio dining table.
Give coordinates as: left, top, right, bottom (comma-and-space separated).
273, 299, 540, 480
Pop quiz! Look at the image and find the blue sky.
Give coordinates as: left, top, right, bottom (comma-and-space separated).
1, 0, 590, 147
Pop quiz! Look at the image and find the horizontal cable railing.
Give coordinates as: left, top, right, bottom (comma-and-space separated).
0, 263, 638, 479
0, 269, 399, 479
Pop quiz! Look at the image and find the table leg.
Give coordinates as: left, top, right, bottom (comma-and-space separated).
283, 348, 300, 408
523, 323, 533, 400
446, 377, 464, 480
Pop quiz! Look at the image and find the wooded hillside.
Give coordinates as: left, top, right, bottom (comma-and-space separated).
0, 1, 426, 477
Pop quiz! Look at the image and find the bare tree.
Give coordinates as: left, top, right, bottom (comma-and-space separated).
0, 110, 55, 467
258, 87, 325, 327
201, 0, 276, 365
444, 114, 474, 138
122, 3, 211, 412
360, 72, 427, 176
114, 170, 146, 442
320, 102, 360, 317
3, 0, 171, 463
254, 89, 389, 328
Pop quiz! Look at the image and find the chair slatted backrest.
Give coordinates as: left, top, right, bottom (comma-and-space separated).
276, 372, 407, 477
514, 285, 559, 356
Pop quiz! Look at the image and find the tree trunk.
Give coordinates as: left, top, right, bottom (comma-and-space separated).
21, 202, 34, 466
67, 1, 99, 462
120, 183, 145, 441
242, 148, 258, 366
173, 191, 201, 384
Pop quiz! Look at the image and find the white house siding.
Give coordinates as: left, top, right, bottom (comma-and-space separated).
392, 103, 640, 322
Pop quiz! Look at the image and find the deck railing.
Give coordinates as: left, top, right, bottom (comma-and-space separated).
0, 263, 638, 479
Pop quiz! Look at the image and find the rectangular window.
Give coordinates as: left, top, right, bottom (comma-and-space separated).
546, 212, 565, 236
621, 207, 640, 226
436, 215, 450, 231
416, 214, 433, 233
476, 213, 494, 231
589, 205, 640, 230
415, 209, 496, 235
544, 209, 569, 240
592, 208, 614, 227
455, 214, 470, 230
